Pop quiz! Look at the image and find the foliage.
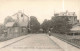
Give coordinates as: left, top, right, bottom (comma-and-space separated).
29, 16, 40, 33
41, 19, 52, 33
0, 24, 5, 34
51, 16, 72, 34
4, 16, 15, 25
41, 16, 72, 34
41, 19, 48, 33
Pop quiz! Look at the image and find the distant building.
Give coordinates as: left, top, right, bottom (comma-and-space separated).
5, 11, 29, 38
54, 11, 79, 25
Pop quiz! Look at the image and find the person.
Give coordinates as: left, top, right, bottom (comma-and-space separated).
48, 30, 51, 36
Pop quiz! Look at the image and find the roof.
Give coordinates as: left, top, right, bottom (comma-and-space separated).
18, 21, 28, 27
5, 21, 27, 27
54, 11, 76, 16
5, 22, 15, 27
12, 11, 29, 20
5, 11, 29, 27
11, 11, 29, 27
71, 26, 80, 31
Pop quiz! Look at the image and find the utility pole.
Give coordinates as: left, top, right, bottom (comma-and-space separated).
62, 0, 65, 11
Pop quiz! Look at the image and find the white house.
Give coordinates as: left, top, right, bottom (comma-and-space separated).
12, 11, 29, 27
5, 11, 29, 38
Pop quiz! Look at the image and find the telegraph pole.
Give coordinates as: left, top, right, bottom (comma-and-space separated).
62, 0, 65, 11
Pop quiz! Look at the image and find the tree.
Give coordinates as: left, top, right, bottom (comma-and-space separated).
41, 16, 72, 34
51, 16, 72, 34
0, 24, 5, 34
29, 16, 40, 33
41, 19, 48, 33
41, 19, 52, 33
4, 16, 15, 25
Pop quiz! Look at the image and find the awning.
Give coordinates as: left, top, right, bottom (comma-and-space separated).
70, 26, 80, 32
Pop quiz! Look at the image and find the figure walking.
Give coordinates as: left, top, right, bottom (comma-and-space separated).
48, 30, 51, 36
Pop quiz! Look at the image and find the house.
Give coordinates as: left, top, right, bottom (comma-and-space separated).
5, 22, 19, 37
12, 11, 29, 27
11, 11, 29, 34
54, 11, 79, 25
5, 11, 29, 38
54, 11, 80, 39
66, 25, 80, 39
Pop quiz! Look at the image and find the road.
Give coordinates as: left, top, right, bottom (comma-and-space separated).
0, 34, 63, 51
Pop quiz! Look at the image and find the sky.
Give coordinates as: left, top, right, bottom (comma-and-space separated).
0, 0, 80, 24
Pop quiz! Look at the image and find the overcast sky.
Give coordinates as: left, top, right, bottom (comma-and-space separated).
0, 0, 80, 24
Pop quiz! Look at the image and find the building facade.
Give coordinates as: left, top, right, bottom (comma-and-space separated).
5, 11, 29, 38
54, 11, 79, 25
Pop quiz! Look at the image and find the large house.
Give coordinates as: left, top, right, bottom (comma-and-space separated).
12, 11, 29, 27
5, 11, 29, 38
54, 11, 79, 25
54, 11, 80, 39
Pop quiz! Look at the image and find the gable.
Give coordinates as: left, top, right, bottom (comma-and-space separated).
11, 11, 29, 27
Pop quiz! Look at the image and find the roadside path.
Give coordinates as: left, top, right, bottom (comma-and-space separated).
50, 35, 80, 51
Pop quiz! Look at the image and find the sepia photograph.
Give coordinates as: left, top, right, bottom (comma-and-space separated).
0, 0, 80, 51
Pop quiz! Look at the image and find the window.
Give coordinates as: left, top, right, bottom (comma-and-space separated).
21, 14, 23, 17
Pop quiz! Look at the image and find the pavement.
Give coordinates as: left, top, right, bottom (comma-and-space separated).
0, 34, 80, 51
0, 35, 31, 48
50, 36, 80, 51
